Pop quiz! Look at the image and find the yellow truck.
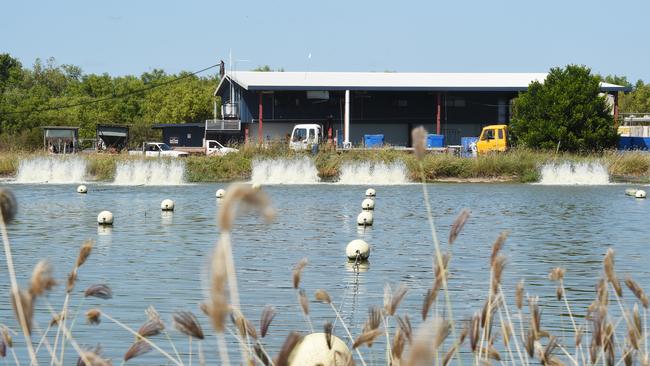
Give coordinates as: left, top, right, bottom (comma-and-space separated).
476, 124, 508, 154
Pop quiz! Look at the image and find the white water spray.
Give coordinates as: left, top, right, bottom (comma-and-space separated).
337, 161, 410, 185
113, 160, 185, 185
537, 162, 610, 185
251, 157, 320, 184
15, 157, 87, 183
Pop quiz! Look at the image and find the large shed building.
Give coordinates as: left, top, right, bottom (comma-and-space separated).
213, 71, 626, 146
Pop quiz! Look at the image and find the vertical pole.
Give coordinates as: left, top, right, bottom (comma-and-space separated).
613, 93, 619, 127
436, 92, 441, 135
258, 93, 263, 145
344, 90, 350, 145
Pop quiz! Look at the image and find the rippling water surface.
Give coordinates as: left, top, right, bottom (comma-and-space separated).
1, 183, 648, 364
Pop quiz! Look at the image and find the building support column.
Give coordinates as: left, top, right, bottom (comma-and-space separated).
344, 90, 350, 145
258, 93, 263, 145
436, 92, 441, 135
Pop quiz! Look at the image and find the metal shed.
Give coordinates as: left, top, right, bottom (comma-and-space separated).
42, 126, 79, 154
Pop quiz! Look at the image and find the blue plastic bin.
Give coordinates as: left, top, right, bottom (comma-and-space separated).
426, 134, 444, 148
364, 134, 384, 148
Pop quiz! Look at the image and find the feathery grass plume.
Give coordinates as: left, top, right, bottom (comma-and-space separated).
411, 126, 427, 160
199, 302, 210, 316
596, 277, 609, 306
442, 344, 458, 366
124, 340, 153, 362
254, 343, 271, 366
625, 276, 649, 308
448, 209, 470, 245
172, 310, 204, 339
540, 336, 558, 364
137, 319, 164, 338
298, 289, 309, 316
624, 346, 634, 366
50, 311, 65, 326
209, 242, 229, 333
422, 285, 440, 320
603, 248, 622, 296
490, 255, 506, 294
86, 309, 101, 325
501, 320, 512, 347
10, 289, 33, 334
314, 289, 331, 304
627, 304, 642, 350
392, 328, 406, 361
548, 267, 565, 281
515, 279, 524, 310
217, 183, 275, 232
66, 271, 77, 293
84, 284, 113, 299
0, 335, 5, 358
145, 305, 161, 322
490, 231, 509, 266
604, 322, 615, 366
0, 188, 17, 222
292, 258, 308, 289
396, 314, 413, 343
353, 328, 382, 349
363, 306, 382, 333
28, 260, 56, 297
528, 296, 542, 339
434, 253, 450, 286
555, 285, 563, 301
1, 327, 11, 348
230, 309, 256, 339
274, 331, 302, 366
384, 283, 408, 316
404, 318, 448, 366
525, 329, 535, 358
575, 325, 584, 347
470, 313, 480, 352
77, 345, 109, 366
260, 305, 276, 338
324, 321, 333, 350
75, 240, 94, 269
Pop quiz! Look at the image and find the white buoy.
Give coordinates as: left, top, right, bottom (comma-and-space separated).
357, 211, 373, 226
346, 239, 370, 260
252, 183, 261, 191
161, 199, 175, 211
76, 185, 87, 194
361, 198, 375, 210
288, 332, 352, 366
216, 189, 225, 198
636, 189, 647, 199
97, 211, 113, 225
625, 188, 647, 198
365, 188, 376, 198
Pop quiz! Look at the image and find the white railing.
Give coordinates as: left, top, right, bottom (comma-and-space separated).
205, 119, 241, 131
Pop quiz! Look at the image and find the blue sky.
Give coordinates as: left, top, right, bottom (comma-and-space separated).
2, 0, 649, 82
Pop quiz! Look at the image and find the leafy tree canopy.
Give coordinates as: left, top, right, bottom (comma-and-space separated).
510, 65, 618, 152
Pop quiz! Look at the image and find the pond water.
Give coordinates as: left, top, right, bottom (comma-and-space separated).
0, 182, 648, 364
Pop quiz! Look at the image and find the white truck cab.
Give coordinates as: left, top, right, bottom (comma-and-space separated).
205, 140, 238, 156
290, 124, 322, 151
130, 142, 189, 157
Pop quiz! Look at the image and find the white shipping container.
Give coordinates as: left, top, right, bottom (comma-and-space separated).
643, 126, 650, 137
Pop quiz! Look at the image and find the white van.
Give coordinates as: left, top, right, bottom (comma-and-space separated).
289, 124, 322, 151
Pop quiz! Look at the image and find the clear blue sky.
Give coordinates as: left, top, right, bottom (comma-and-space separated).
2, 0, 649, 82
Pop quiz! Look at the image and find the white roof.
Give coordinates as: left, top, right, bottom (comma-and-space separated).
215, 71, 626, 93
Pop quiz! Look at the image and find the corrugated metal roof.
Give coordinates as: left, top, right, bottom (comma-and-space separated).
215, 71, 628, 94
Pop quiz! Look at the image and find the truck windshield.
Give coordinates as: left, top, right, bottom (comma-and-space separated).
159, 143, 172, 151
293, 128, 307, 142
481, 129, 494, 140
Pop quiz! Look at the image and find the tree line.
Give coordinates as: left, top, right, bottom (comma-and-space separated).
0, 53, 219, 150
2, 53, 650, 152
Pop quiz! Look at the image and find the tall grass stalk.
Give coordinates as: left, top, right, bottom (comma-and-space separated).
0, 210, 39, 366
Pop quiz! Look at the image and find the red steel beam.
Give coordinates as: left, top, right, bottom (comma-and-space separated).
258, 93, 263, 145
436, 93, 441, 135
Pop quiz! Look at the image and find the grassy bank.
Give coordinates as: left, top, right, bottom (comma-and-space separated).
1, 147, 649, 183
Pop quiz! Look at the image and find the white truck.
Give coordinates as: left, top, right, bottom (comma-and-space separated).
129, 142, 189, 157
205, 140, 238, 156
289, 124, 322, 151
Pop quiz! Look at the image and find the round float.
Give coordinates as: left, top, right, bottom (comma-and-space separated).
361, 198, 375, 210
346, 239, 370, 260
365, 188, 376, 198
77, 185, 88, 194
288, 332, 352, 366
357, 211, 373, 226
97, 211, 113, 226
216, 189, 226, 198
161, 199, 175, 211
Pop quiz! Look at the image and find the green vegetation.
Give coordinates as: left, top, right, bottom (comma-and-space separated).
1, 148, 649, 183
0, 53, 218, 149
511, 65, 618, 152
